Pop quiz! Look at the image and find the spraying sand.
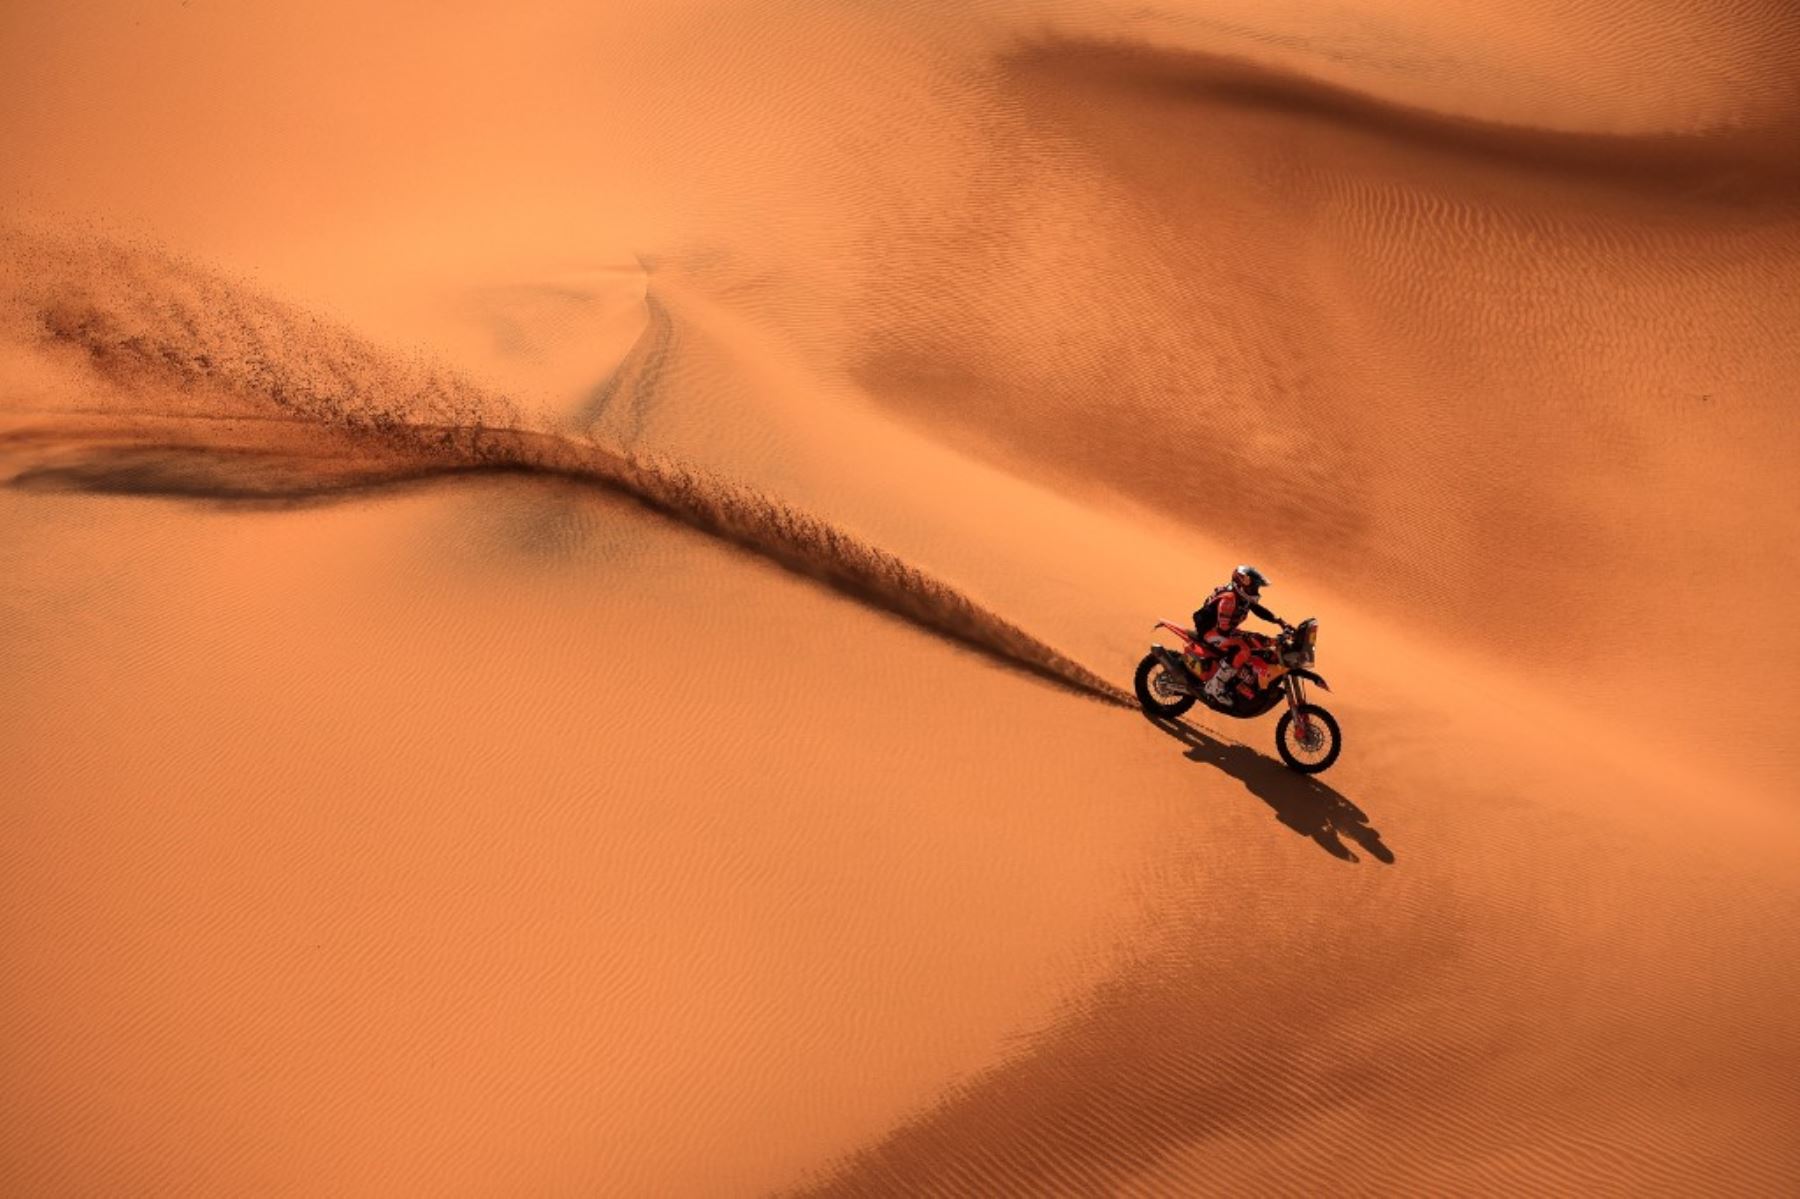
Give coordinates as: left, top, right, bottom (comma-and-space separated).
4, 1, 1798, 1194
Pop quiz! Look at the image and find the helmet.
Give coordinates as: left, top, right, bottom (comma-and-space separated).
1231, 564, 1269, 599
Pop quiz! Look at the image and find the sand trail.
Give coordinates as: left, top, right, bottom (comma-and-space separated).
5, 0, 1800, 1194
0, 233, 1131, 705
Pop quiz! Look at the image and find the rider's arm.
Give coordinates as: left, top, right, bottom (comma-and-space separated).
1249, 601, 1293, 629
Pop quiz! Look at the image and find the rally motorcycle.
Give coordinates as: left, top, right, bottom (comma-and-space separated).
1134, 617, 1342, 773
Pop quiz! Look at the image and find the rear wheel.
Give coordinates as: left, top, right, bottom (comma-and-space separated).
1134, 652, 1196, 718
1275, 704, 1341, 773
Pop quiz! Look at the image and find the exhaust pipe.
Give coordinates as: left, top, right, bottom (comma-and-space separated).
1150, 645, 1203, 696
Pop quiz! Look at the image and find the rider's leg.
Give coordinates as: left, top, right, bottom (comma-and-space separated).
1236, 635, 1271, 690
1215, 634, 1278, 696
1203, 633, 1241, 700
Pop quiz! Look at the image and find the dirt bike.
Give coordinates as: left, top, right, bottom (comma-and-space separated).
1134, 617, 1343, 773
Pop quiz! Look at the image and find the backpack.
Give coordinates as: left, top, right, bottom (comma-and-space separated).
1194, 585, 1234, 636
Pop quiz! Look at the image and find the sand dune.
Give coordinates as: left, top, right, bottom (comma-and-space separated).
1, 233, 1126, 704
4, 1, 1799, 1195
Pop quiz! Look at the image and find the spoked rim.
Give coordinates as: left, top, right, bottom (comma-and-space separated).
1281, 709, 1339, 769
1150, 662, 1188, 701
1135, 651, 1197, 718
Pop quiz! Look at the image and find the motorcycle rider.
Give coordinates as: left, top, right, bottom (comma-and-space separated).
1192, 565, 1292, 703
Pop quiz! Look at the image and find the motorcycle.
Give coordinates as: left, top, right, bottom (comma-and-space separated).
1134, 617, 1343, 773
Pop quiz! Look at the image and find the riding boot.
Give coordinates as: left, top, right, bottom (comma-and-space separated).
1204, 664, 1237, 702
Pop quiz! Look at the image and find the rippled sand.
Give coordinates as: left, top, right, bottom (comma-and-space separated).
4, 1, 1798, 1194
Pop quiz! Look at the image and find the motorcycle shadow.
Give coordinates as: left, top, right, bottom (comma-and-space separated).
1149, 716, 1395, 865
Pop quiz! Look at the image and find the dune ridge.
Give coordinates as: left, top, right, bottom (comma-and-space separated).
1009, 37, 1800, 192
1, 233, 1129, 706
6, 4, 1800, 1193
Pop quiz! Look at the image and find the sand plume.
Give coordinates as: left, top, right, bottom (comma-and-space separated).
1, 231, 1128, 706
5, 2, 1800, 1195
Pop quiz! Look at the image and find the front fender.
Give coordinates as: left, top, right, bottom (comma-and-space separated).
1293, 668, 1331, 691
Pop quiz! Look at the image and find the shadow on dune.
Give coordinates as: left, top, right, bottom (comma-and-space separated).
794, 723, 1398, 1195
8, 446, 512, 510
5, 443, 1131, 708
1011, 37, 1800, 198
1150, 715, 1394, 864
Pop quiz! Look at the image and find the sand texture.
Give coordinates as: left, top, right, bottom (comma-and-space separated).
3, 1, 1798, 1194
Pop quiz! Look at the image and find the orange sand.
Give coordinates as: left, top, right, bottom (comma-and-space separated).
3, 1, 1798, 1194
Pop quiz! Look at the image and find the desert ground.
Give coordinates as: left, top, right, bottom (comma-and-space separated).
3, 1, 1798, 1194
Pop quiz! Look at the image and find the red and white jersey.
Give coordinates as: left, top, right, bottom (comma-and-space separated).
1214, 589, 1247, 633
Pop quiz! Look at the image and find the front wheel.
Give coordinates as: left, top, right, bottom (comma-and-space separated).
1275, 704, 1342, 773
1135, 652, 1196, 718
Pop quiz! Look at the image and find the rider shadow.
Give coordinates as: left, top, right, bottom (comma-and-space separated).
1149, 716, 1395, 864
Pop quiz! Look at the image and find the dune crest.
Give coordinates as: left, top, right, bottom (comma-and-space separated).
6, 3, 1800, 1194
1, 233, 1128, 706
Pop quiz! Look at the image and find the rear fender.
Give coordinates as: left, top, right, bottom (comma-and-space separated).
1153, 620, 1198, 649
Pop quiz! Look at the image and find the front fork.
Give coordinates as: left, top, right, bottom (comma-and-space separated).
1285, 675, 1312, 737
